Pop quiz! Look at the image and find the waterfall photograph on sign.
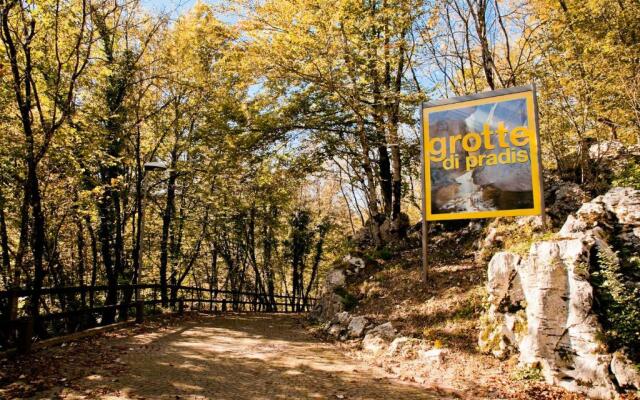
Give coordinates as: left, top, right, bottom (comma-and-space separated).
422, 87, 543, 221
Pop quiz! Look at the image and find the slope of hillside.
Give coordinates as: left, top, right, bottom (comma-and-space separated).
314, 234, 587, 400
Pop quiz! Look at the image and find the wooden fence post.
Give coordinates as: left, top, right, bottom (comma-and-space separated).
119, 302, 129, 321
222, 299, 227, 312
178, 298, 184, 316
17, 316, 34, 354
135, 300, 144, 324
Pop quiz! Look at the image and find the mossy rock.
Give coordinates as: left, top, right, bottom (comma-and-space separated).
478, 313, 504, 355
333, 286, 359, 311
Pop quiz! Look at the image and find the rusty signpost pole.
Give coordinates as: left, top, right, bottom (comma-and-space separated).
531, 82, 547, 226
420, 103, 429, 284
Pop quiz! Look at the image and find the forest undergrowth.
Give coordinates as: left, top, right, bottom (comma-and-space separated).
325, 233, 595, 400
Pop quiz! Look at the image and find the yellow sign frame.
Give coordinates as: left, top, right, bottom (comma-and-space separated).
421, 85, 544, 221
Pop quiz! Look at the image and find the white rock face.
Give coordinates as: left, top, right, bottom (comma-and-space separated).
325, 268, 347, 290
570, 187, 640, 249
522, 240, 617, 400
312, 292, 344, 322
323, 311, 365, 342
313, 253, 369, 323
598, 187, 640, 226
362, 335, 387, 355
516, 215, 544, 231
482, 241, 618, 399
480, 187, 640, 399
486, 252, 524, 307
343, 255, 365, 271
557, 214, 587, 238
334, 311, 352, 326
589, 140, 625, 161
611, 350, 640, 390
386, 337, 423, 359
418, 348, 448, 364
387, 337, 407, 354
327, 323, 343, 337
312, 266, 347, 321
361, 322, 396, 355
366, 322, 397, 342
347, 316, 368, 338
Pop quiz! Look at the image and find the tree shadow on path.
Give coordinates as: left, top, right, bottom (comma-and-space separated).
70, 314, 462, 399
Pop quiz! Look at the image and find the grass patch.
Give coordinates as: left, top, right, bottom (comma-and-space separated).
512, 364, 544, 381
477, 217, 555, 264
506, 231, 556, 256
367, 246, 393, 261
453, 286, 486, 320
590, 250, 640, 361
612, 162, 640, 190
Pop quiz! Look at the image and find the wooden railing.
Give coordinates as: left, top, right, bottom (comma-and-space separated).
0, 284, 316, 353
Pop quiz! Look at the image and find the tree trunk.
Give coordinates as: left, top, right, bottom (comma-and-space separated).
13, 187, 29, 288
113, 190, 125, 283
85, 215, 98, 309
378, 144, 393, 218
389, 33, 406, 221
159, 169, 177, 307
75, 217, 86, 307
262, 212, 277, 310
303, 223, 328, 308
0, 190, 11, 288
210, 242, 218, 296
247, 207, 269, 307
356, 118, 383, 245
27, 158, 46, 320
98, 195, 117, 324
470, 0, 496, 90
132, 126, 144, 290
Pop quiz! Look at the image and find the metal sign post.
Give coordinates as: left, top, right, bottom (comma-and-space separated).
420, 104, 429, 283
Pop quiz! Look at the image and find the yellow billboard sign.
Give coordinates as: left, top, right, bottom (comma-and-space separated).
421, 86, 543, 221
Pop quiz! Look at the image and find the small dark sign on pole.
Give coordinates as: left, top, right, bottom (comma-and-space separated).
420, 84, 544, 282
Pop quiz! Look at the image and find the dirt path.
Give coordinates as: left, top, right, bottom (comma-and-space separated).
4, 314, 459, 400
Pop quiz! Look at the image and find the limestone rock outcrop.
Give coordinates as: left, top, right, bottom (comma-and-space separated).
480, 187, 640, 399
360, 322, 397, 355
362, 334, 387, 355
312, 267, 347, 321
386, 337, 424, 359
545, 181, 590, 225
611, 349, 640, 391
347, 316, 368, 338
311, 255, 369, 322
366, 322, 396, 342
